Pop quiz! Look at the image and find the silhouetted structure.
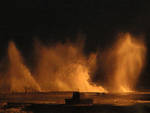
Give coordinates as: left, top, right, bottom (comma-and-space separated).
65, 92, 93, 105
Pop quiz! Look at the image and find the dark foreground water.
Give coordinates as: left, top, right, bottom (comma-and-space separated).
0, 92, 150, 113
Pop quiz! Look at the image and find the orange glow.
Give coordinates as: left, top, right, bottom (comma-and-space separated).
108, 33, 146, 93
0, 33, 146, 94
0, 42, 41, 92
0, 41, 106, 93
34, 41, 106, 92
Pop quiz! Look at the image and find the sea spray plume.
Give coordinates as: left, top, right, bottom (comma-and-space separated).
6, 41, 41, 92
103, 33, 146, 93
33, 40, 107, 92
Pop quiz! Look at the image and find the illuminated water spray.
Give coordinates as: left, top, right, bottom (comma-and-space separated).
0, 41, 106, 93
109, 33, 146, 93
7, 42, 41, 92
0, 33, 146, 93
34, 42, 106, 92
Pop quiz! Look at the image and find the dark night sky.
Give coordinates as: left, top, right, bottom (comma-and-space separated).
1, 0, 150, 90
